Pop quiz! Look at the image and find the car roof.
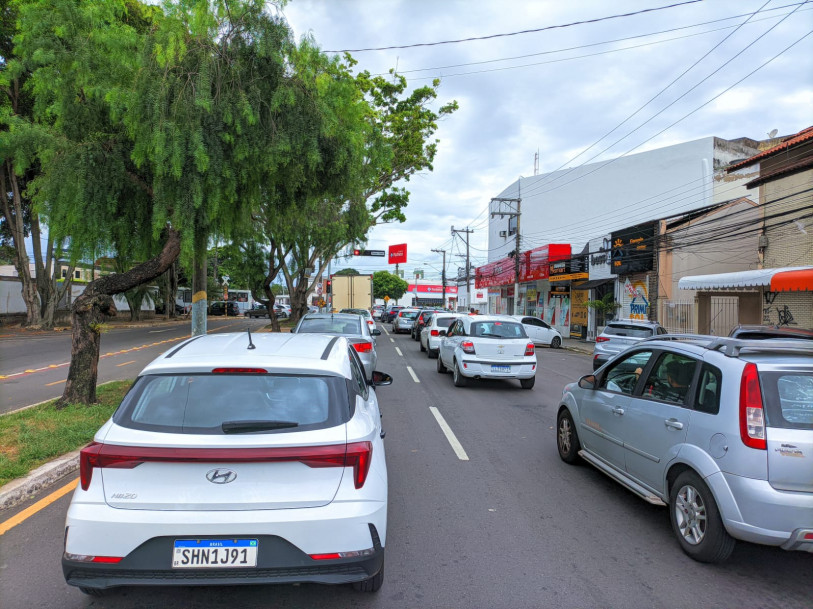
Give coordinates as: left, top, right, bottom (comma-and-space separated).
606, 319, 661, 327
140, 332, 351, 377
729, 324, 813, 339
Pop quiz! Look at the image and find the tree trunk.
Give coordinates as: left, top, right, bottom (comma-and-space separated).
56, 229, 181, 407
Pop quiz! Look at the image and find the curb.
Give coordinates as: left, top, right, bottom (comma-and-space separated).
0, 449, 80, 511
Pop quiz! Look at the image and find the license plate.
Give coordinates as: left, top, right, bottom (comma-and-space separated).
491, 365, 511, 373
172, 539, 258, 569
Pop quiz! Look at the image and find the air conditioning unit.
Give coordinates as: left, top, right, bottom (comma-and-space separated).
499, 230, 507, 238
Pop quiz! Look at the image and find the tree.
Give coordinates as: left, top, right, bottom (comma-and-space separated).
335, 267, 360, 275
586, 292, 620, 326
373, 270, 408, 301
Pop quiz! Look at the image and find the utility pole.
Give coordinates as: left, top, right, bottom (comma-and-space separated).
490, 195, 522, 315
451, 226, 474, 311
431, 248, 447, 308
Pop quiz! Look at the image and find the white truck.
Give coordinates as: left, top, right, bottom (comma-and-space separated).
331, 274, 373, 311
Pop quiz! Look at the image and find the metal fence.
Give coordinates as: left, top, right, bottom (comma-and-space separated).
709, 296, 739, 336
658, 300, 696, 334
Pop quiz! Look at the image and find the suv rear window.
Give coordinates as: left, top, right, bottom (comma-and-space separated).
113, 374, 348, 434
400, 311, 418, 320
435, 316, 457, 328
760, 372, 813, 430
471, 321, 527, 339
298, 318, 361, 334
604, 324, 654, 338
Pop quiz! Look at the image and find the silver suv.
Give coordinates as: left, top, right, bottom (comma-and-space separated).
593, 319, 666, 370
557, 336, 813, 563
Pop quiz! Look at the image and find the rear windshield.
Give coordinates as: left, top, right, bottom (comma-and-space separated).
340, 309, 368, 317
435, 316, 457, 328
298, 317, 361, 334
400, 311, 418, 320
604, 324, 654, 338
470, 321, 527, 339
113, 374, 348, 434
760, 371, 813, 430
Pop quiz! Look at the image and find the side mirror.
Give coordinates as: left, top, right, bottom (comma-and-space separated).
371, 328, 382, 336
370, 371, 393, 386
439, 330, 447, 336
289, 328, 296, 333
578, 375, 596, 390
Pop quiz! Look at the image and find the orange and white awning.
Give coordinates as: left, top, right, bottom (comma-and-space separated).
679, 267, 813, 292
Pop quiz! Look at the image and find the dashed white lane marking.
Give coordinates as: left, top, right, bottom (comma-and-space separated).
395, 347, 403, 357
406, 366, 420, 383
390, 338, 394, 343
429, 407, 469, 461
381, 326, 390, 336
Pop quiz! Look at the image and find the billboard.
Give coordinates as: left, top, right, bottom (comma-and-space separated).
388, 244, 407, 264
611, 223, 656, 275
407, 284, 459, 294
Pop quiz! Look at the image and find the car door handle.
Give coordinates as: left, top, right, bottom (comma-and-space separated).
664, 418, 684, 430
611, 407, 625, 415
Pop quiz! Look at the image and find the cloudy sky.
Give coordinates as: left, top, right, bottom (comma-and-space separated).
282, 0, 812, 281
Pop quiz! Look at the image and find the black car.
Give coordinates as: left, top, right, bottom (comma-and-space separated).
383, 306, 404, 323
209, 301, 240, 316
245, 305, 270, 318
155, 302, 185, 315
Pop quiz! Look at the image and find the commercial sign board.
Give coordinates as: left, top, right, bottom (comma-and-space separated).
475, 244, 571, 288
611, 223, 656, 275
407, 284, 458, 294
549, 255, 588, 282
588, 235, 613, 280
388, 243, 408, 264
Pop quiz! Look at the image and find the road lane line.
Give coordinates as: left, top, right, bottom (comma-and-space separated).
116, 360, 136, 367
406, 366, 420, 383
45, 380, 66, 387
389, 338, 394, 343
429, 407, 469, 461
395, 347, 403, 357
0, 478, 78, 536
381, 326, 389, 336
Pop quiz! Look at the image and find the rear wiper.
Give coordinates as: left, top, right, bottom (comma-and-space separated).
481, 333, 504, 338
221, 420, 299, 434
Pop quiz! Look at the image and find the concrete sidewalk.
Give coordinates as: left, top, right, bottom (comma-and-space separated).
561, 337, 594, 355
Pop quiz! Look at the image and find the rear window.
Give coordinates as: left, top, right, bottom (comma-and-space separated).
298, 317, 361, 334
113, 374, 348, 434
436, 316, 457, 328
470, 321, 527, 339
400, 311, 418, 320
760, 372, 813, 430
604, 324, 654, 339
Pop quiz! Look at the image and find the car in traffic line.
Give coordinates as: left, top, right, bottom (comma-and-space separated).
420, 313, 461, 358
292, 313, 381, 380
557, 335, 813, 563
340, 308, 376, 333
512, 315, 563, 348
63, 332, 391, 595
437, 315, 537, 389
392, 308, 419, 334
592, 319, 666, 370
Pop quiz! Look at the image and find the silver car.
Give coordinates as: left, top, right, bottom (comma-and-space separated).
593, 319, 666, 370
438, 315, 537, 389
558, 336, 813, 562
292, 313, 380, 379
392, 308, 419, 334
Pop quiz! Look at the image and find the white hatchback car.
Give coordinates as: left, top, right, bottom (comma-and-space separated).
420, 313, 461, 358
437, 315, 537, 389
63, 332, 390, 595
511, 315, 563, 349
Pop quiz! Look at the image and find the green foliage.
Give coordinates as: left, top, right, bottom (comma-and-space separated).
372, 270, 408, 301
335, 268, 359, 275
586, 292, 620, 314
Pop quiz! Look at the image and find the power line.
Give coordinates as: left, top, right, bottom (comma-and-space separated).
325, 1, 704, 53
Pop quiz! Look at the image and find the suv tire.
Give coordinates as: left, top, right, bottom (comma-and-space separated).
556, 410, 581, 464
669, 470, 735, 563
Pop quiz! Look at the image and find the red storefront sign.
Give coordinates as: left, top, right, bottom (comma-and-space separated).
388, 244, 407, 264
407, 284, 458, 294
475, 244, 571, 288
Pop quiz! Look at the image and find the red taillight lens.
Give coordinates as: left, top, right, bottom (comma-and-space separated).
461, 340, 476, 354
525, 343, 535, 356
352, 341, 373, 354
79, 442, 102, 491
212, 368, 268, 374
739, 362, 766, 450
595, 336, 609, 343
345, 441, 373, 489
430, 330, 439, 337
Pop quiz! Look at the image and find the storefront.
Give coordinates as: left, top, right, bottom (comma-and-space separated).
406, 283, 459, 308
611, 222, 657, 321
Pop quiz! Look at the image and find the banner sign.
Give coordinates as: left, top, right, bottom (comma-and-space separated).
475, 244, 571, 288
407, 284, 458, 294
611, 223, 655, 275
388, 243, 408, 264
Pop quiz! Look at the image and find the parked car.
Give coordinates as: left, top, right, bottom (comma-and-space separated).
63, 332, 391, 595
420, 313, 461, 358
292, 313, 381, 380
340, 308, 376, 333
209, 301, 241, 316
557, 335, 813, 563
728, 324, 813, 340
512, 315, 563, 348
437, 315, 537, 389
392, 308, 419, 334
593, 319, 666, 370
382, 306, 404, 324
155, 302, 185, 315
245, 305, 270, 319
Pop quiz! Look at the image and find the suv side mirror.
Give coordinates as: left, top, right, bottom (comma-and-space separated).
439, 330, 447, 336
371, 328, 381, 336
370, 371, 393, 386
578, 375, 596, 390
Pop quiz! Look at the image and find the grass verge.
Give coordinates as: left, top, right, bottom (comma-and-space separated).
0, 381, 132, 487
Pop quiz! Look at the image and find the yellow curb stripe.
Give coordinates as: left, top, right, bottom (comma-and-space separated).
0, 478, 77, 536
45, 380, 66, 386
116, 360, 136, 367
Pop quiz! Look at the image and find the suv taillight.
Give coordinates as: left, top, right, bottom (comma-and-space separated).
739, 362, 766, 450
431, 330, 439, 336
595, 336, 609, 343
525, 343, 535, 356
461, 340, 476, 354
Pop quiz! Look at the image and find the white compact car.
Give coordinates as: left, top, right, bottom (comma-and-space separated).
420, 313, 461, 358
437, 315, 537, 389
63, 332, 390, 595
511, 315, 563, 348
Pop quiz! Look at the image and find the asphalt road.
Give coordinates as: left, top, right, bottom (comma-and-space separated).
0, 323, 810, 608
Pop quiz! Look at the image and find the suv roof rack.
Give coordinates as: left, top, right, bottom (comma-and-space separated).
642, 333, 713, 343
707, 337, 813, 358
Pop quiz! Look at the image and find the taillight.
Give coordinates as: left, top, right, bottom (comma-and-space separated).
79, 442, 103, 491
461, 340, 475, 354
739, 362, 766, 450
212, 368, 268, 374
345, 441, 373, 489
430, 330, 439, 337
352, 341, 373, 353
525, 343, 535, 356
595, 336, 609, 343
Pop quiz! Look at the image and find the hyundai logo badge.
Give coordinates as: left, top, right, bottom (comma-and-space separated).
206, 468, 237, 484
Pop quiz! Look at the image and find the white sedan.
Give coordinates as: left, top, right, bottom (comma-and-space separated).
512, 315, 562, 348
62, 332, 390, 595
437, 315, 537, 389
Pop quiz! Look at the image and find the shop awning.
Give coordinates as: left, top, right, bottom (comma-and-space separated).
678, 267, 813, 291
